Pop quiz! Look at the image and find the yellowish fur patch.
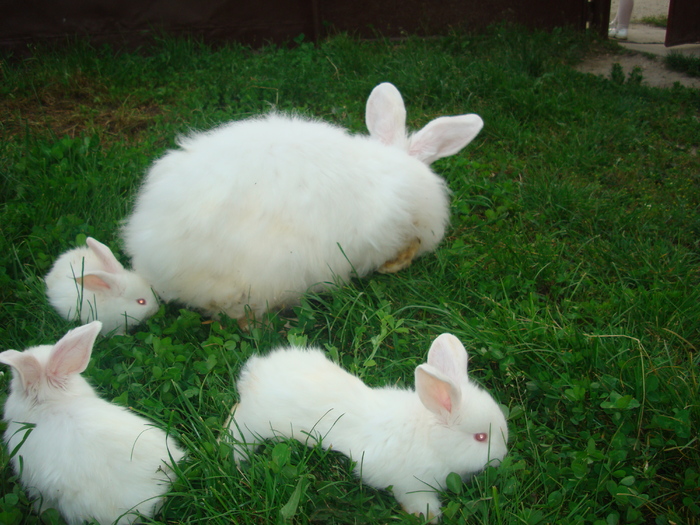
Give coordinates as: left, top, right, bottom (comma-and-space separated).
378, 238, 421, 273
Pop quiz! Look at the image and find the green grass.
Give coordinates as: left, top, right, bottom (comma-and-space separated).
1, 25, 700, 525
665, 51, 700, 78
640, 15, 668, 28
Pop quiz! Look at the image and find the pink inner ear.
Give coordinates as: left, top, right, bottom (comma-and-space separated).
416, 364, 461, 417
0, 352, 43, 390
77, 274, 111, 291
437, 389, 453, 413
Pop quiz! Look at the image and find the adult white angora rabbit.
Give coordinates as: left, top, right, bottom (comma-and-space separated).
227, 333, 508, 521
45, 237, 158, 335
122, 83, 483, 326
0, 322, 184, 524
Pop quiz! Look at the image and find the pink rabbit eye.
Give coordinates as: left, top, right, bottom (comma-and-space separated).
137, 298, 147, 305
474, 433, 488, 442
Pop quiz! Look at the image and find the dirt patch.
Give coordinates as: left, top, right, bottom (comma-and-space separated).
2, 72, 164, 142
575, 51, 700, 89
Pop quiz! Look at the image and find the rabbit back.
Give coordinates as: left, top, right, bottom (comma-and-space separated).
123, 114, 449, 320
4, 395, 182, 525
230, 348, 439, 493
232, 347, 376, 450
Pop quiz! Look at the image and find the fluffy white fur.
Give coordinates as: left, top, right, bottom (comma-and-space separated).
122, 83, 483, 323
228, 333, 508, 522
45, 237, 158, 335
0, 322, 184, 525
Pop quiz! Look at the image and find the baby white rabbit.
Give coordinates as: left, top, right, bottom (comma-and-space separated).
45, 237, 158, 335
0, 321, 184, 525
122, 83, 483, 326
227, 333, 508, 522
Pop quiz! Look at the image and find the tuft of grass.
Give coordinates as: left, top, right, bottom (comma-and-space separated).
1, 24, 700, 525
665, 51, 700, 78
640, 15, 668, 28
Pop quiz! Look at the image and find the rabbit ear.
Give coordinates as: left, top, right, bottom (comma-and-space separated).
0, 350, 43, 390
415, 364, 461, 418
426, 333, 469, 386
47, 322, 102, 381
408, 114, 484, 165
87, 237, 124, 274
365, 82, 407, 147
75, 271, 123, 293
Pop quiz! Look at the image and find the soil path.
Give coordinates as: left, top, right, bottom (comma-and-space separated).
575, 0, 700, 89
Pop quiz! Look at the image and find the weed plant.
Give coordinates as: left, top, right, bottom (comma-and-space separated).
1, 24, 699, 525
665, 51, 700, 78
640, 15, 668, 28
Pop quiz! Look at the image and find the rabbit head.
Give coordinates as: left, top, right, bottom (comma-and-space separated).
45, 237, 158, 336
415, 333, 509, 477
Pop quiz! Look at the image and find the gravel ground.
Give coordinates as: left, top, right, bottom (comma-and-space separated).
609, 0, 669, 22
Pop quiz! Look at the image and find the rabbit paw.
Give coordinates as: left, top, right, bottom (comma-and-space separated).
405, 507, 439, 523
237, 308, 279, 332
378, 238, 421, 274
237, 315, 252, 332
395, 489, 441, 523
